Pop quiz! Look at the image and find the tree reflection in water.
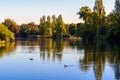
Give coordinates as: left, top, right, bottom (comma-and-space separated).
18, 38, 120, 80
0, 42, 15, 58
1, 38, 120, 80
69, 40, 120, 80
39, 38, 69, 62
16, 38, 68, 62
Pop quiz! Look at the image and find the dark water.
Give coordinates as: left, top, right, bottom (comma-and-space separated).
0, 38, 120, 80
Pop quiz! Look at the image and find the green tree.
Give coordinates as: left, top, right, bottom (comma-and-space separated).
93, 0, 106, 17
68, 24, 76, 36
19, 24, 31, 37
114, 0, 120, 25
77, 6, 92, 24
107, 12, 119, 26
75, 23, 83, 37
52, 15, 57, 36
45, 16, 52, 37
39, 16, 46, 36
19, 22, 38, 37
114, 0, 120, 15
53, 15, 67, 38
104, 0, 120, 40
93, 0, 106, 39
77, 7, 97, 39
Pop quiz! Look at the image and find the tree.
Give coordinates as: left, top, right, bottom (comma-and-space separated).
94, 0, 106, 17
19, 24, 30, 37
93, 0, 106, 39
19, 22, 39, 37
28, 22, 39, 35
77, 6, 97, 39
104, 1, 120, 40
114, 0, 120, 15
53, 15, 67, 38
3, 18, 19, 36
68, 24, 76, 36
0, 24, 14, 41
28, 22, 38, 32
107, 12, 119, 26
45, 16, 52, 37
77, 6, 92, 24
39, 15, 68, 38
39, 16, 46, 36
52, 15, 57, 35
114, 0, 120, 25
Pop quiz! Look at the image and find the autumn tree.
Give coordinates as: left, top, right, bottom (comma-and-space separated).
3, 18, 19, 36
28, 22, 39, 35
0, 24, 14, 41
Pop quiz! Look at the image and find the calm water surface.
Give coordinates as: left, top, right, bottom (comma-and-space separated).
0, 38, 119, 80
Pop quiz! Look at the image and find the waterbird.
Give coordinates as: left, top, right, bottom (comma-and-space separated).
29, 51, 31, 53
64, 64, 74, 68
30, 58, 33, 60
64, 64, 67, 67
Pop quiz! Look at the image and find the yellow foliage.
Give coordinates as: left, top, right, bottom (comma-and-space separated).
0, 23, 15, 41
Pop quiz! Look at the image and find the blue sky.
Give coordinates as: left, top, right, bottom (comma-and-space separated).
0, 0, 115, 24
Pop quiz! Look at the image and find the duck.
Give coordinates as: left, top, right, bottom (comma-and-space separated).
29, 51, 31, 53
64, 64, 68, 67
30, 58, 33, 60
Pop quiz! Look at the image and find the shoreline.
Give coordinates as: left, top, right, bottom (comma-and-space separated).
16, 35, 82, 40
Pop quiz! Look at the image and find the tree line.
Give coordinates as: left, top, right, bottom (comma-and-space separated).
0, 15, 71, 40
0, 0, 119, 41
77, 0, 120, 41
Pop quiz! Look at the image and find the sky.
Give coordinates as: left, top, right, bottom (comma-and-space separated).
0, 0, 115, 24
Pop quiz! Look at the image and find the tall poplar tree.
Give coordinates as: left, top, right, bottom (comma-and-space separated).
52, 15, 57, 35
94, 0, 106, 17
53, 15, 67, 38
39, 16, 46, 36
114, 0, 120, 24
114, 0, 120, 15
93, 0, 106, 39
45, 16, 52, 37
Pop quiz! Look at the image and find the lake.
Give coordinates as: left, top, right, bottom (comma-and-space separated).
0, 38, 119, 80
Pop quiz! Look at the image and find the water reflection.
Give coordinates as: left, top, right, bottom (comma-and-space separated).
39, 38, 69, 62
0, 42, 15, 58
16, 38, 120, 80
0, 38, 120, 80
16, 38, 69, 62
74, 41, 120, 80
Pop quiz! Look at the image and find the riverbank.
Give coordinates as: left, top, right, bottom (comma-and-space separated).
17, 35, 82, 41
69, 36, 82, 41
